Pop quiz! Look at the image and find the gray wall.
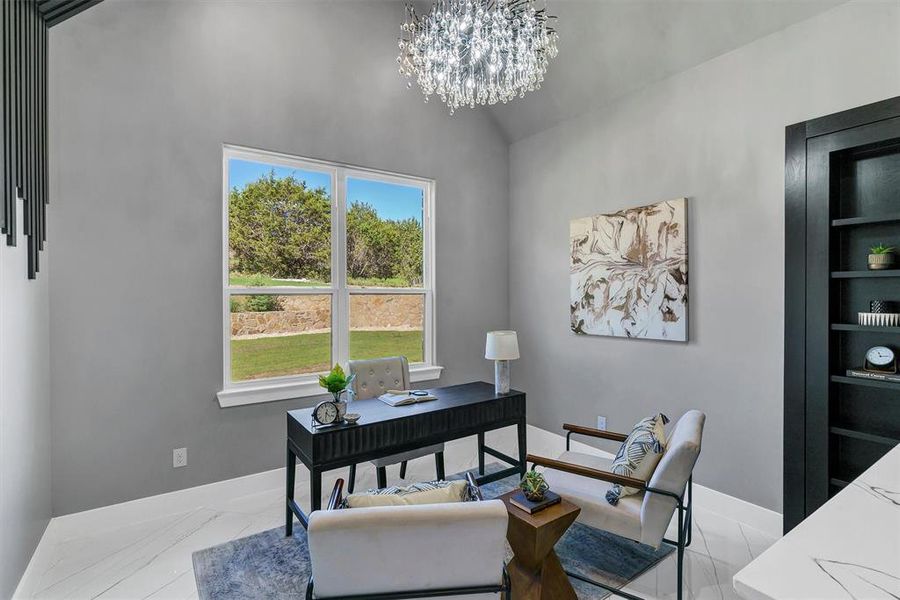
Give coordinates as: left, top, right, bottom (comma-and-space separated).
0, 198, 52, 597
46, 0, 900, 519
509, 1, 900, 512
48, 0, 509, 515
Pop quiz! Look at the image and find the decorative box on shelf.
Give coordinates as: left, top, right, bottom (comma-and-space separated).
858, 312, 900, 327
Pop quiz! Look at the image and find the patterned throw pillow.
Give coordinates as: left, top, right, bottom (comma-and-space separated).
605, 413, 669, 506
345, 479, 469, 508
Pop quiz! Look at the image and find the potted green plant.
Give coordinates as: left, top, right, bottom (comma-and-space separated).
318, 364, 355, 419
520, 470, 550, 502
868, 244, 896, 270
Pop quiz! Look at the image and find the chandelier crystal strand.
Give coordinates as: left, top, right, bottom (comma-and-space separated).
398, 0, 558, 114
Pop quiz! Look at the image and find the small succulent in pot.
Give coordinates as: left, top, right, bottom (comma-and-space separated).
868, 244, 896, 271
520, 470, 550, 502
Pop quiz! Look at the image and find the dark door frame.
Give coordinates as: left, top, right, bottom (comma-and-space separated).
783, 95, 900, 533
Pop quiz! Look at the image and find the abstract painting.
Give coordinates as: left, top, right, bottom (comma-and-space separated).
570, 198, 688, 341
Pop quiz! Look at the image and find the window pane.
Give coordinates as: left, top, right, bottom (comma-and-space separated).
228, 158, 332, 287
230, 294, 331, 381
349, 294, 424, 362
346, 177, 424, 288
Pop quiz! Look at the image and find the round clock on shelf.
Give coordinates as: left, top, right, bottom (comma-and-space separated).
864, 346, 897, 373
312, 400, 341, 427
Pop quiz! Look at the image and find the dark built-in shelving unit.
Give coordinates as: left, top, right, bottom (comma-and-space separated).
784, 97, 900, 534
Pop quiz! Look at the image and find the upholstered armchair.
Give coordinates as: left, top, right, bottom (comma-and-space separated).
306, 473, 510, 599
527, 410, 705, 600
346, 356, 445, 492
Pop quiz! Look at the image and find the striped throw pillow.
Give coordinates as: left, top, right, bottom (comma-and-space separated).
345, 479, 468, 508
605, 413, 669, 506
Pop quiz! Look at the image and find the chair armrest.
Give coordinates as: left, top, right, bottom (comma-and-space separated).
527, 454, 647, 490
563, 423, 628, 443
326, 479, 344, 510
466, 472, 485, 501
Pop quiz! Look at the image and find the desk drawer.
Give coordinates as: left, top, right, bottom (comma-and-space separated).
310, 396, 524, 467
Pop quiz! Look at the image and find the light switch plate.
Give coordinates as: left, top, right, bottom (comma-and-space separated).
597, 416, 607, 431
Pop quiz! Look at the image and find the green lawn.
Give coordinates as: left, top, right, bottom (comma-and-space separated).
229, 274, 418, 288
231, 330, 423, 381
229, 274, 326, 287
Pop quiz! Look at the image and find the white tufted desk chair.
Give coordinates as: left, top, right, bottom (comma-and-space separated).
346, 356, 445, 492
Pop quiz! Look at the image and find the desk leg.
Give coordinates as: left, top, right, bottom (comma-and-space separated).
517, 419, 527, 477
435, 451, 445, 481
477, 432, 486, 476
348, 464, 357, 494
285, 445, 296, 537
310, 468, 322, 514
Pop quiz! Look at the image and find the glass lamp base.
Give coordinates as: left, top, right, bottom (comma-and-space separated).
494, 360, 510, 395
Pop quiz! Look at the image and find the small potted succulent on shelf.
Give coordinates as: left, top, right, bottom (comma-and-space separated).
520, 470, 550, 502
318, 364, 355, 420
868, 244, 896, 270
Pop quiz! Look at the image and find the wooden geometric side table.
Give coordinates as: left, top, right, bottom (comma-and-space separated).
499, 490, 581, 600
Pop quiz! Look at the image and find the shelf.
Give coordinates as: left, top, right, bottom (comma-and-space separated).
831, 375, 900, 390
829, 478, 850, 489
831, 214, 900, 227
831, 270, 900, 278
830, 426, 900, 446
831, 324, 900, 333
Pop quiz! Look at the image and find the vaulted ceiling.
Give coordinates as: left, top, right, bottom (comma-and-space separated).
485, 0, 843, 142
49, 0, 843, 142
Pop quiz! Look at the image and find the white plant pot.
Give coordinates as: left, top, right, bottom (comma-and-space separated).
868, 253, 895, 270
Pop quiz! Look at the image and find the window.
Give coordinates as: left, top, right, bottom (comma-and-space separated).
218, 146, 438, 406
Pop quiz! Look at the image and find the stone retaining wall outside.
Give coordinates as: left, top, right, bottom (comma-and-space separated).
231, 294, 424, 338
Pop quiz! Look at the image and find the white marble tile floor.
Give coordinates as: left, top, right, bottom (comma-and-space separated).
14, 426, 778, 600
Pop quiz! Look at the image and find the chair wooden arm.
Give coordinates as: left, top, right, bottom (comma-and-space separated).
527, 454, 647, 491
563, 423, 628, 443
326, 478, 344, 510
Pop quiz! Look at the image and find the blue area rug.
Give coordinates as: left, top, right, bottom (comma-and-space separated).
193, 465, 673, 599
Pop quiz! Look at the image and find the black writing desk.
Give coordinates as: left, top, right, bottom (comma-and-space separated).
285, 381, 527, 534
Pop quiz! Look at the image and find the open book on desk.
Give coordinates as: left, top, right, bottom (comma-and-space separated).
378, 390, 437, 407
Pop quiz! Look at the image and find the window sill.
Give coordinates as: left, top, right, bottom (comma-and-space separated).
216, 364, 444, 408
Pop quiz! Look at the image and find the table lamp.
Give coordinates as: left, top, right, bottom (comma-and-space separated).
485, 331, 519, 394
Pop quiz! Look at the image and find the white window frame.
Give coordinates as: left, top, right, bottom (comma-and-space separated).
217, 144, 440, 407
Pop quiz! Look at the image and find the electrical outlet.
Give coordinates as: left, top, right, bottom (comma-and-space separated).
173, 447, 187, 468
597, 416, 607, 431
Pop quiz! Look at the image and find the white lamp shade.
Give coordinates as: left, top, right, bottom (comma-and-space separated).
485, 331, 519, 360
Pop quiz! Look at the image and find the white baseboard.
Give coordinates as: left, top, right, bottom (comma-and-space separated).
12, 523, 52, 599
47, 425, 783, 540
690, 481, 782, 537
49, 466, 292, 541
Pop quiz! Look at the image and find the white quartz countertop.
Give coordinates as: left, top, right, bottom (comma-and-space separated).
734, 443, 900, 600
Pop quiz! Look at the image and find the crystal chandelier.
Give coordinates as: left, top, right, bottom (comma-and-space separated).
398, 0, 558, 114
